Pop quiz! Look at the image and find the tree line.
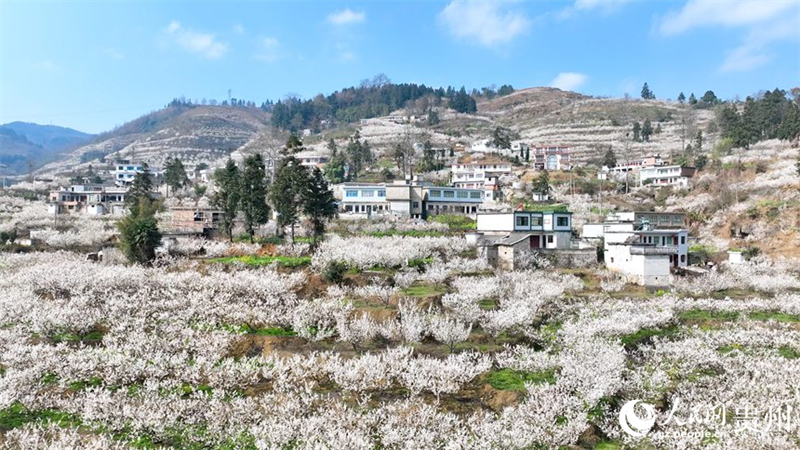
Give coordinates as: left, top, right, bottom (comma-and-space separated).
717, 88, 800, 148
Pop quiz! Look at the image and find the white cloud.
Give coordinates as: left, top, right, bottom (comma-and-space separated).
327, 9, 365, 25
550, 72, 588, 91
559, 0, 633, 18
438, 1, 530, 47
104, 48, 124, 60
254, 37, 280, 63
165, 21, 228, 59
655, 0, 799, 73
233, 24, 245, 35
656, 0, 796, 36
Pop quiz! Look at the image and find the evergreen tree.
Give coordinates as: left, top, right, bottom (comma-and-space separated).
269, 156, 308, 244
694, 130, 703, 151
524, 147, 530, 162
239, 154, 270, 243
677, 92, 686, 104
327, 138, 338, 157
283, 135, 304, 154
642, 119, 653, 142
302, 167, 338, 247
632, 121, 641, 142
603, 148, 617, 168
641, 83, 655, 100
491, 127, 512, 149
126, 167, 154, 209
695, 153, 708, 171
700, 90, 719, 106
688, 93, 698, 105
212, 159, 241, 242
164, 157, 188, 197
533, 170, 551, 195
345, 131, 372, 180
323, 154, 347, 184
117, 198, 161, 265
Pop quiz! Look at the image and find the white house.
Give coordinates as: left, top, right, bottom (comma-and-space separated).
333, 180, 484, 219
49, 184, 132, 215
605, 240, 671, 287
295, 151, 329, 168
477, 210, 574, 249
639, 165, 696, 187
599, 155, 665, 180
110, 163, 146, 187
451, 161, 513, 189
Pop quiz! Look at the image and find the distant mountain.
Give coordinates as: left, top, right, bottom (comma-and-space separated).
0, 122, 94, 174
36, 103, 273, 176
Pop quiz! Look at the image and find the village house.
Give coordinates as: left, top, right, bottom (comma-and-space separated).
475, 210, 595, 270
639, 165, 696, 187
451, 160, 513, 189
169, 206, 224, 234
295, 151, 329, 168
599, 155, 665, 180
532, 145, 570, 171
48, 184, 132, 215
333, 178, 484, 219
583, 211, 690, 286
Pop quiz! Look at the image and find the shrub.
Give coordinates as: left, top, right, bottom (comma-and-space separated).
322, 261, 348, 284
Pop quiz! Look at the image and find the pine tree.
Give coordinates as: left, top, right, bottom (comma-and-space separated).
212, 159, 241, 242
126, 167, 154, 211
641, 83, 655, 100
603, 148, 617, 168
694, 130, 703, 151
688, 93, 698, 105
239, 154, 270, 243
642, 119, 653, 142
677, 92, 686, 104
327, 138, 338, 157
345, 131, 372, 180
632, 122, 641, 142
269, 157, 308, 244
164, 157, 188, 197
533, 170, 551, 195
302, 167, 338, 247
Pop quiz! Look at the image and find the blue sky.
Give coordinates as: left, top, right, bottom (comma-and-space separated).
1, 0, 798, 134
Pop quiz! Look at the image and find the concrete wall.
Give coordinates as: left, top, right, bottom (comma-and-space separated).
477, 214, 514, 232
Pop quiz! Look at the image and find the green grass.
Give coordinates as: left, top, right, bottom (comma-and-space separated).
717, 343, 745, 355
402, 283, 446, 298
778, 345, 800, 359
521, 203, 569, 213
594, 441, 622, 450
0, 402, 81, 431
749, 311, 800, 323
620, 325, 679, 348
429, 214, 476, 231
207, 255, 311, 268
68, 376, 104, 391
221, 324, 297, 336
478, 298, 498, 310
486, 368, 556, 391
678, 309, 739, 323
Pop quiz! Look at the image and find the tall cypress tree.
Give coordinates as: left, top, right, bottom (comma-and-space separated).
212, 159, 241, 242
302, 167, 338, 247
126, 167, 154, 213
239, 154, 270, 243
269, 156, 308, 244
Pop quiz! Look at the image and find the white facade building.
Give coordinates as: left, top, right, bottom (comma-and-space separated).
110, 163, 146, 187
333, 181, 484, 219
639, 165, 696, 187
477, 210, 574, 249
451, 162, 513, 189
49, 184, 133, 215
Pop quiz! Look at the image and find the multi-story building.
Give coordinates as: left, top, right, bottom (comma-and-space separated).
532, 146, 570, 171
48, 184, 131, 215
295, 151, 330, 168
477, 210, 574, 249
639, 165, 696, 187
599, 155, 665, 180
169, 206, 224, 233
451, 161, 513, 189
110, 163, 146, 187
582, 211, 689, 285
333, 179, 484, 219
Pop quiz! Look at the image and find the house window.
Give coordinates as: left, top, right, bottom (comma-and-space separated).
378, 190, 386, 197
681, 236, 686, 244
469, 192, 481, 199
547, 235, 554, 243
362, 190, 374, 197
117, 166, 123, 170
515, 216, 529, 227
556, 217, 569, 227
430, 190, 441, 197
457, 191, 468, 198
610, 257, 614, 263
127, 166, 134, 171
531, 217, 542, 226
345, 190, 358, 198
443, 190, 455, 198
681, 255, 686, 263
412, 201, 419, 209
